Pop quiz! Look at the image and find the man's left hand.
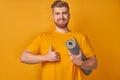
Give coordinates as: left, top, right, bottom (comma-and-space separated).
68, 50, 83, 66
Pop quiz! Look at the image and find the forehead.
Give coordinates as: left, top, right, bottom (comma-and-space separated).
52, 7, 69, 12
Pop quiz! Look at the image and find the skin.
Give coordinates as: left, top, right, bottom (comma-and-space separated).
21, 6, 97, 70
52, 7, 70, 29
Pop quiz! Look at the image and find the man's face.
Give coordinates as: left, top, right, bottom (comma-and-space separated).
52, 7, 70, 28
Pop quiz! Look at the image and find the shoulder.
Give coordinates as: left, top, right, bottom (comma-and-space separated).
72, 31, 86, 38
37, 31, 52, 37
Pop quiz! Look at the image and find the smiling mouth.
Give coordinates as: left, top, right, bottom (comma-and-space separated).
58, 20, 65, 24
58, 19, 65, 22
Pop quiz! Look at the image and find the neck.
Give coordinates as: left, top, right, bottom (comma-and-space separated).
55, 26, 70, 33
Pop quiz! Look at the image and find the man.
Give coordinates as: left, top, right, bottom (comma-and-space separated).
21, 0, 97, 80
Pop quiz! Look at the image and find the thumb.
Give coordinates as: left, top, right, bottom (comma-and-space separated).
49, 45, 54, 52
78, 50, 82, 57
67, 50, 72, 56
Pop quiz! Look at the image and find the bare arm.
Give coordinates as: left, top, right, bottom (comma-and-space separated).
69, 52, 97, 70
78, 56, 97, 70
20, 50, 47, 64
21, 46, 60, 64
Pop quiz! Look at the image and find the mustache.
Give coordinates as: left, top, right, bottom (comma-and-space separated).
58, 18, 65, 21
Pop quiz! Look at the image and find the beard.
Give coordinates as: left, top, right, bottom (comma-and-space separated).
54, 19, 69, 28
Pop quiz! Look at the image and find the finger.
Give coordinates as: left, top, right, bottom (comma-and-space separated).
70, 53, 76, 57
78, 50, 82, 57
56, 52, 60, 56
52, 52, 58, 56
49, 45, 54, 52
56, 58, 60, 61
55, 56, 60, 61
54, 53, 58, 57
70, 56, 74, 61
56, 56, 60, 60
67, 50, 72, 55
55, 53, 60, 59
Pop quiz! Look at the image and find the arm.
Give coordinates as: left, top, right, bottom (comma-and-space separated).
21, 46, 60, 64
20, 50, 48, 64
69, 53, 97, 70
78, 56, 97, 70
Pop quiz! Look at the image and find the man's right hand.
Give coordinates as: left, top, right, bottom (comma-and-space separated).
44, 45, 60, 62
21, 45, 60, 64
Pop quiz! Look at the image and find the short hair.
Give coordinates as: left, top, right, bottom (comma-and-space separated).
51, 0, 69, 11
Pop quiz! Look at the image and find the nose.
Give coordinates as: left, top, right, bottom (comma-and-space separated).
60, 14, 64, 19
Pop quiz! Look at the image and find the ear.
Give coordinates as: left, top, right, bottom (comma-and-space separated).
68, 13, 70, 19
52, 12, 55, 20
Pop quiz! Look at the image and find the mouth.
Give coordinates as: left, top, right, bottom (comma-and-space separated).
58, 19, 66, 23
58, 18, 65, 21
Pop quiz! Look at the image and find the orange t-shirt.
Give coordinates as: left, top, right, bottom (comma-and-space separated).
27, 31, 95, 80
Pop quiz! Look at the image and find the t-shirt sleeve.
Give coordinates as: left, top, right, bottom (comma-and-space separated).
27, 36, 41, 54
82, 35, 95, 58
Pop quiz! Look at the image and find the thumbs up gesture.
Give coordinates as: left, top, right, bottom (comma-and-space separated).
45, 45, 60, 62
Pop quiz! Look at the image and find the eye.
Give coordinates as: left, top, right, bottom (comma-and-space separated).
55, 12, 60, 15
63, 12, 68, 15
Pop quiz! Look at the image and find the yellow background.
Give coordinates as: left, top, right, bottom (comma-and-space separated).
0, 0, 120, 80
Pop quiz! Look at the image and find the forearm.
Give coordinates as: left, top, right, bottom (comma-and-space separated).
79, 56, 97, 70
21, 51, 47, 64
